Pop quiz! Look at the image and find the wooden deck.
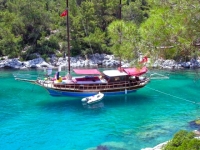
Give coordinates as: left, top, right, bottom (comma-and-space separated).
37, 78, 150, 93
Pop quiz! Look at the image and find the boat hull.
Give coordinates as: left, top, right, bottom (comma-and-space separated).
46, 88, 136, 97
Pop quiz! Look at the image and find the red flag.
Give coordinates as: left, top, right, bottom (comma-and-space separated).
60, 10, 68, 17
140, 56, 148, 63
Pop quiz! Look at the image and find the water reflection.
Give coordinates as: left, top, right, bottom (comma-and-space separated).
82, 101, 104, 109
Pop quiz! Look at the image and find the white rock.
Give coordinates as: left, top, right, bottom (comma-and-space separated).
141, 141, 168, 150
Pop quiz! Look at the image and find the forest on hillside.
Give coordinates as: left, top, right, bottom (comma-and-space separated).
0, 0, 200, 63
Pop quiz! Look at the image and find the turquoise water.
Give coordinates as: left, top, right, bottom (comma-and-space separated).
1, 69, 200, 150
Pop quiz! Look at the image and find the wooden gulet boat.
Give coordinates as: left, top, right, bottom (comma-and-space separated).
36, 67, 149, 97
35, 0, 150, 97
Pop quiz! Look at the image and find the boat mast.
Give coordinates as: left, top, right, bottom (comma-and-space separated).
119, 0, 122, 70
66, 0, 70, 74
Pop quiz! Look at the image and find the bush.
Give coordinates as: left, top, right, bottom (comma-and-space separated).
36, 36, 60, 55
41, 54, 48, 62
8, 52, 18, 59
20, 54, 38, 61
55, 53, 63, 58
163, 130, 200, 150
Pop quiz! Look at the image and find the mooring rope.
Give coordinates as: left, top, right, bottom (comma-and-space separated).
146, 86, 200, 105
149, 73, 169, 80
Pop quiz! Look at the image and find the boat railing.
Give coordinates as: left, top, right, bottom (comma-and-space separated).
38, 77, 149, 91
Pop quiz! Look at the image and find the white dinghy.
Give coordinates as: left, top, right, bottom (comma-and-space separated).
82, 92, 104, 104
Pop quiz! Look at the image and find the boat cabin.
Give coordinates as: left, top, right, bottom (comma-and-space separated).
102, 70, 129, 82
102, 67, 148, 83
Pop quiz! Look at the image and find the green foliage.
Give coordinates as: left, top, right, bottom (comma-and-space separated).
42, 54, 49, 62
107, 20, 140, 61
163, 130, 200, 150
0, 0, 199, 61
123, 0, 149, 25
0, 10, 23, 57
20, 46, 37, 61
83, 27, 106, 53
20, 53, 38, 61
140, 0, 200, 60
36, 36, 60, 55
55, 53, 63, 58
162, 48, 177, 60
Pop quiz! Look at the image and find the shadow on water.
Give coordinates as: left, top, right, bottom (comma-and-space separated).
38, 91, 150, 114
103, 93, 151, 107
38, 97, 107, 114
82, 101, 105, 110
37, 97, 83, 111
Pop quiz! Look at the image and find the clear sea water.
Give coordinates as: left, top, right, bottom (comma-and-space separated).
1, 68, 200, 150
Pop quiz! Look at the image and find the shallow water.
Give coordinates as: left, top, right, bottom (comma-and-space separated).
1, 69, 200, 150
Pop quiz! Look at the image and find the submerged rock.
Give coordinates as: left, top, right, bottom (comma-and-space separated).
96, 145, 109, 150
189, 120, 200, 130
86, 141, 127, 150
100, 141, 127, 150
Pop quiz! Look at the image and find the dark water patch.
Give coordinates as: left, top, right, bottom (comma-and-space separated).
37, 98, 82, 111
189, 120, 200, 130
103, 94, 151, 107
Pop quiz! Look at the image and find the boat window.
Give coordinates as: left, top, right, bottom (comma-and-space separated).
136, 76, 140, 81
115, 77, 120, 81
85, 76, 93, 79
120, 76, 126, 81
104, 75, 110, 81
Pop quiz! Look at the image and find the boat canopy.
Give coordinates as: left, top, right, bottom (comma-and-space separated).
123, 67, 148, 76
73, 69, 101, 75
103, 70, 128, 77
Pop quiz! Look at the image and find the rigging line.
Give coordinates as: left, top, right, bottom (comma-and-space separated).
82, 20, 94, 55
194, 70, 200, 81
31, 82, 35, 92
146, 86, 200, 105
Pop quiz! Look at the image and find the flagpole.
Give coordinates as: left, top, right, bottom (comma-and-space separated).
66, 0, 70, 74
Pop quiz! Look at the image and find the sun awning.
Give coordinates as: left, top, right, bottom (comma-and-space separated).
123, 67, 148, 76
103, 70, 128, 77
73, 69, 101, 75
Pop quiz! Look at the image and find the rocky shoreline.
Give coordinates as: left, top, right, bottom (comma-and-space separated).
1, 53, 200, 70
